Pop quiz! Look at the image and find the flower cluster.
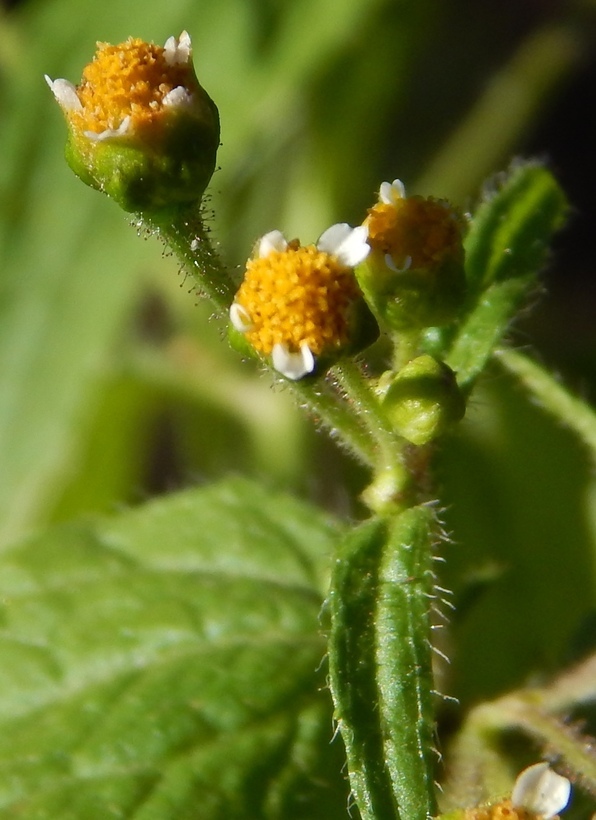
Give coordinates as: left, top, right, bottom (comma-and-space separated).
48, 35, 467, 381
229, 179, 467, 379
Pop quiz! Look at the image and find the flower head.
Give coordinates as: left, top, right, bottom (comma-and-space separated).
365, 178, 464, 272
356, 179, 467, 330
229, 224, 373, 379
46, 32, 219, 211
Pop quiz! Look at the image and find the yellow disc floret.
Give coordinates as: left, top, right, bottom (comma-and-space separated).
234, 242, 360, 357
466, 800, 533, 820
366, 196, 464, 270
70, 37, 195, 137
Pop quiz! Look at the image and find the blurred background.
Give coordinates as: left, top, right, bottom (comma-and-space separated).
1, 0, 596, 711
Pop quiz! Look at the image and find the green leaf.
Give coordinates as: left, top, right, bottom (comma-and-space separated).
328, 509, 437, 820
464, 161, 568, 291
0, 477, 348, 818
445, 276, 534, 389
446, 162, 568, 389
438, 375, 596, 707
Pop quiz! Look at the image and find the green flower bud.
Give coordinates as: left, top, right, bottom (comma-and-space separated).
228, 225, 378, 380
380, 354, 465, 445
46, 32, 219, 213
357, 179, 467, 330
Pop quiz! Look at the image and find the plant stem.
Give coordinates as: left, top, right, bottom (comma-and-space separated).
288, 376, 378, 466
331, 359, 411, 512
145, 204, 236, 314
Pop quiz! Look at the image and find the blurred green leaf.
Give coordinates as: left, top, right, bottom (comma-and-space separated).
0, 477, 347, 818
438, 376, 596, 706
445, 162, 567, 389
464, 162, 568, 292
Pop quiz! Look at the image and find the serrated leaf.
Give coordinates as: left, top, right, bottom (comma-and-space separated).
0, 477, 348, 818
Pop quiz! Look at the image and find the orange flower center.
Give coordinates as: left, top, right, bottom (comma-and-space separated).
70, 38, 195, 135
234, 244, 360, 356
366, 196, 463, 270
466, 799, 539, 820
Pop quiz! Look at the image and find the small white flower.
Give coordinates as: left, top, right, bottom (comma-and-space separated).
317, 223, 370, 267
511, 763, 571, 818
257, 230, 288, 257
379, 178, 406, 205
271, 342, 315, 380
229, 303, 254, 333
44, 76, 82, 113
163, 31, 192, 66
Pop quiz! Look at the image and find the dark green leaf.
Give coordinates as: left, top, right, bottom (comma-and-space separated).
0, 477, 348, 818
328, 509, 437, 820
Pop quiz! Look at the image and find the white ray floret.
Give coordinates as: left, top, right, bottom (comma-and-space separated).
258, 230, 288, 257
84, 116, 131, 142
229, 303, 254, 333
272, 342, 315, 380
163, 31, 192, 66
385, 253, 412, 273
317, 223, 370, 267
162, 86, 194, 109
511, 763, 571, 818
44, 76, 82, 112
379, 178, 406, 205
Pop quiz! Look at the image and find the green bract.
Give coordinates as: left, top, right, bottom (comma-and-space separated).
64, 105, 219, 212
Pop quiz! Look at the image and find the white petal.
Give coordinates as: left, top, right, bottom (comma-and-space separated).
45, 76, 82, 112
385, 253, 412, 273
512, 763, 571, 818
83, 115, 131, 142
162, 85, 194, 109
229, 303, 254, 333
163, 31, 192, 65
317, 223, 370, 267
258, 230, 288, 258
379, 178, 406, 205
271, 342, 315, 380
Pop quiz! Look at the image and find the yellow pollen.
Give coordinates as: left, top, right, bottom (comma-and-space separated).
234, 245, 360, 356
365, 196, 463, 270
70, 38, 195, 136
465, 800, 537, 820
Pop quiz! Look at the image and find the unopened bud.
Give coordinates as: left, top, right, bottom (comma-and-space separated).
380, 354, 465, 445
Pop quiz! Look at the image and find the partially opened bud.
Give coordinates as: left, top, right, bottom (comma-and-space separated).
357, 179, 467, 330
46, 32, 219, 212
380, 354, 465, 445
